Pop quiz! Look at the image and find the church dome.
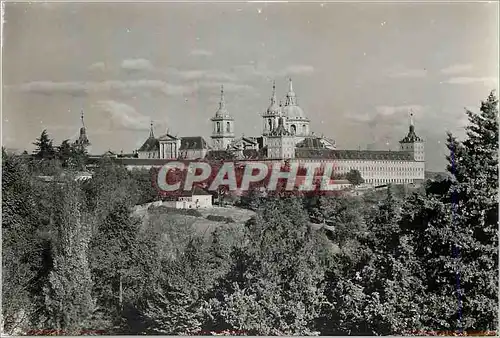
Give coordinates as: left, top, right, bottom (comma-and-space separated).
267, 102, 280, 114
282, 105, 307, 120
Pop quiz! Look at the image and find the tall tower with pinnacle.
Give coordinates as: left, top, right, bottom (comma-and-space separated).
262, 80, 281, 136
399, 110, 425, 162
75, 108, 90, 150
210, 85, 235, 150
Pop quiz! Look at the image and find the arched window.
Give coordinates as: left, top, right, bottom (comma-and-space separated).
268, 119, 272, 131
226, 122, 231, 133
290, 125, 296, 135
216, 122, 221, 133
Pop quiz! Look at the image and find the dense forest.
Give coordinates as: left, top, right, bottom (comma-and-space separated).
2, 92, 498, 335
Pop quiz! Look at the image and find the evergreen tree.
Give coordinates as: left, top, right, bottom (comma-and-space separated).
33, 130, 55, 160
444, 91, 498, 330
401, 91, 499, 332
2, 153, 39, 334
206, 197, 326, 335
42, 180, 95, 333
89, 201, 141, 320
69, 143, 89, 171
346, 169, 364, 187
57, 140, 72, 167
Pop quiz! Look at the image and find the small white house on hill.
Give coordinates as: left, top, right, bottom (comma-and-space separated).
163, 186, 213, 209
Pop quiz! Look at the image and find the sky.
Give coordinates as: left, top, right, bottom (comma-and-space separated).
2, 1, 499, 171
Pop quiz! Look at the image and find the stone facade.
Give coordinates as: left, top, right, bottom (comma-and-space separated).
108, 78, 425, 186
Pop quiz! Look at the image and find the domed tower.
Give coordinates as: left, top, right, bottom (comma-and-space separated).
210, 85, 235, 150
399, 111, 424, 162
262, 81, 280, 136
281, 78, 310, 137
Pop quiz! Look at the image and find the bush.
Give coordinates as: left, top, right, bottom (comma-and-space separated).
206, 215, 235, 223
186, 209, 203, 217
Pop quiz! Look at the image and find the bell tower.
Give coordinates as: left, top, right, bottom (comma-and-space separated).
210, 85, 235, 150
262, 80, 280, 136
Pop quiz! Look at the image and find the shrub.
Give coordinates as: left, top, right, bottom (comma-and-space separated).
206, 215, 235, 223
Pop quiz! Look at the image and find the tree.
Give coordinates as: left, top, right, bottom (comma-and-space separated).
346, 169, 364, 187
400, 91, 499, 332
441, 91, 498, 330
137, 237, 213, 335
42, 180, 95, 333
129, 168, 159, 205
57, 140, 72, 167
33, 130, 55, 160
68, 143, 89, 171
89, 201, 141, 321
205, 197, 326, 335
2, 153, 39, 334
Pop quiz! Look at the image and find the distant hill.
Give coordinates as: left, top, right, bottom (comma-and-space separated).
2, 147, 22, 155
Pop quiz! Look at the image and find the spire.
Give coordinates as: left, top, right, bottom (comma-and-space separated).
271, 80, 277, 104
214, 84, 232, 119
149, 120, 155, 138
80, 108, 85, 128
285, 77, 296, 106
266, 80, 279, 114
409, 110, 415, 133
400, 109, 422, 143
219, 85, 225, 110
77, 108, 90, 147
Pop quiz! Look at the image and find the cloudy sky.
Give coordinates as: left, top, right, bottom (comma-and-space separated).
2, 1, 498, 171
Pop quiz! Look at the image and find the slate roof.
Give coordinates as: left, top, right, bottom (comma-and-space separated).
158, 133, 179, 141
400, 126, 423, 143
205, 149, 263, 160
179, 185, 212, 197
241, 137, 258, 144
296, 137, 326, 149
138, 137, 160, 152
180, 137, 209, 150
205, 150, 236, 160
295, 149, 414, 161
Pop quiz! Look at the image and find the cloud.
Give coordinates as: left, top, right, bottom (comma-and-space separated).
283, 65, 315, 76
388, 67, 428, 78
120, 58, 154, 71
88, 62, 106, 71
443, 76, 498, 85
224, 64, 315, 81
440, 63, 473, 75
198, 81, 254, 93
7, 80, 197, 97
189, 49, 213, 57
345, 104, 425, 141
96, 100, 161, 131
375, 104, 425, 116
175, 69, 238, 82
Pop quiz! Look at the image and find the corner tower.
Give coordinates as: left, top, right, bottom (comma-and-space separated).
399, 111, 424, 162
74, 109, 91, 152
211, 85, 235, 150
